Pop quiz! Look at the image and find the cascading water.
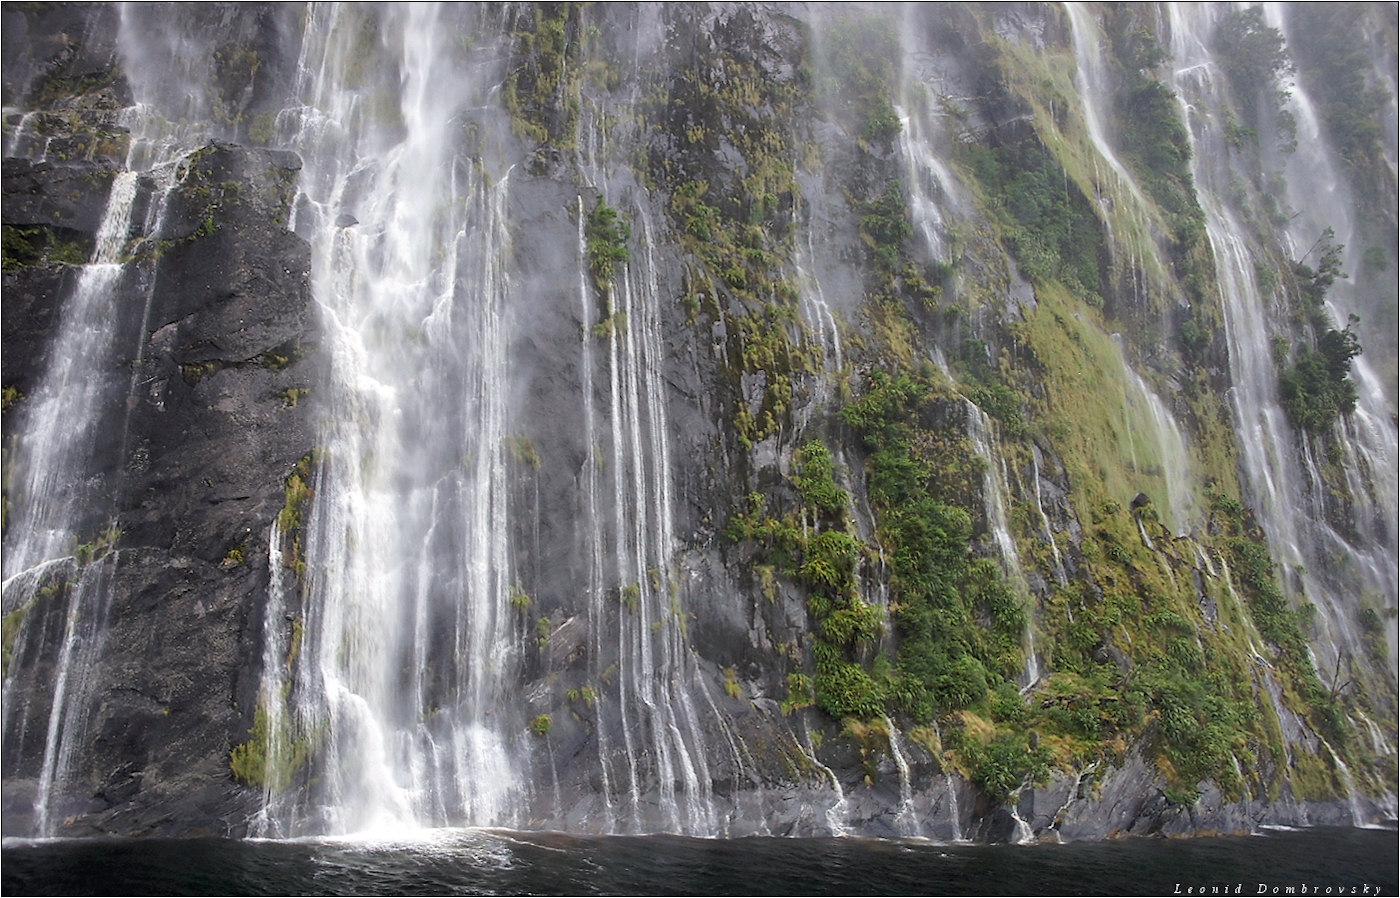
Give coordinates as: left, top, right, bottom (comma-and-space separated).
595, 207, 719, 835
1, 160, 143, 836
894, 1, 965, 269
1111, 335, 1197, 535
1064, 2, 1149, 214
228, 3, 729, 835
247, 520, 295, 838
965, 403, 1040, 689
2, 171, 137, 576
248, 4, 529, 835
1065, 4, 1201, 538
1066, 0, 1176, 352
1029, 447, 1069, 588
1167, 4, 1398, 689
4, 0, 1396, 844
793, 204, 844, 381
1267, 6, 1400, 665
891, 6, 1041, 691
0, 5, 294, 824
882, 714, 920, 837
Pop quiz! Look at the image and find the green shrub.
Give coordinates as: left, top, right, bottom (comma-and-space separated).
1288, 6, 1391, 180
2, 225, 43, 270
783, 672, 816, 714
815, 655, 886, 720
931, 653, 990, 710
793, 442, 848, 519
961, 138, 1103, 306
1279, 320, 1361, 433
821, 599, 884, 646
230, 697, 312, 791
586, 200, 631, 290
859, 180, 913, 268
801, 530, 861, 594
1213, 6, 1293, 124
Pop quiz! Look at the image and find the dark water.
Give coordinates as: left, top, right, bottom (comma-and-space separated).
3, 826, 1396, 896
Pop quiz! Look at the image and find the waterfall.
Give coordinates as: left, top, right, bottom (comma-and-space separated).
4, 0, 1395, 842
247, 520, 294, 839
1066, 4, 1199, 536
1, 6, 284, 828
1268, 6, 1400, 669
793, 206, 844, 379
577, 195, 615, 828
1, 111, 44, 159
599, 208, 717, 835
965, 402, 1039, 689
250, 4, 527, 834
1030, 447, 1069, 587
1168, 5, 1398, 687
894, 3, 964, 268
3, 171, 138, 577
1112, 335, 1197, 535
46, 0, 732, 838
1064, 3, 1148, 213
1, 166, 142, 836
1322, 741, 1367, 828
1066, 0, 1175, 355
812, 730, 850, 837
944, 772, 965, 842
896, 100, 958, 266
882, 715, 920, 837
1009, 802, 1035, 845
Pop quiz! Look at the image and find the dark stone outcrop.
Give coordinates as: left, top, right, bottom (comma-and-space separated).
86, 143, 314, 837
2, 116, 316, 834
4, 1, 1393, 844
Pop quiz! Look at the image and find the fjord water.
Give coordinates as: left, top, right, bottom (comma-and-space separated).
4, 826, 1397, 896
2, 0, 1396, 851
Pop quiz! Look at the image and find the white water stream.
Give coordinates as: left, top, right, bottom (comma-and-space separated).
252, 5, 526, 834
965, 403, 1040, 690
1, 165, 148, 836
599, 207, 717, 835
3, 0, 1394, 842
1168, 5, 1398, 686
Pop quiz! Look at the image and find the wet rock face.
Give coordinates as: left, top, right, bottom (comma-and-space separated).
95, 141, 315, 835
1, 229, 81, 399
1, 3, 124, 110
2, 122, 316, 835
122, 143, 313, 552
5, 2, 1394, 842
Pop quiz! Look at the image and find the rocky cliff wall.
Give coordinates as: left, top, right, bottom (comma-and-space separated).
2, 2, 1395, 841
3, 6, 317, 835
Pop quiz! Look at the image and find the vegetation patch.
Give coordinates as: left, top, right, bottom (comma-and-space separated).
640, 8, 811, 448
585, 199, 630, 293
277, 451, 320, 577
2, 604, 31, 677
2, 224, 92, 269
1278, 320, 1362, 434
1213, 7, 1294, 141
1288, 5, 1396, 209
504, 4, 585, 148
1275, 231, 1363, 436
961, 136, 1104, 308
230, 690, 314, 792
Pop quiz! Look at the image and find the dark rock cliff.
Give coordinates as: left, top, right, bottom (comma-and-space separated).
3, 7, 317, 835
2, 2, 1394, 841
